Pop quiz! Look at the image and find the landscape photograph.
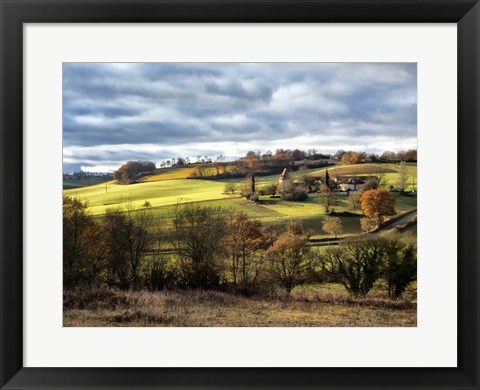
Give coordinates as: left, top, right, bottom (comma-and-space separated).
63, 62, 417, 327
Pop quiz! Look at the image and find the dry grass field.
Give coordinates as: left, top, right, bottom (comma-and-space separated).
64, 287, 416, 327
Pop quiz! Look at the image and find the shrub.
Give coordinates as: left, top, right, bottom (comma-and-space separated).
360, 218, 377, 232
322, 216, 343, 238
223, 182, 237, 195
382, 234, 417, 299
281, 186, 308, 201
320, 237, 386, 297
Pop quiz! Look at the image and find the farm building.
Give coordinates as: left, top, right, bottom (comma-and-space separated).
279, 168, 292, 193
334, 176, 379, 192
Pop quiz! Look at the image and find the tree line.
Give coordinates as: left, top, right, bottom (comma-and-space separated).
64, 196, 415, 299
111, 148, 416, 185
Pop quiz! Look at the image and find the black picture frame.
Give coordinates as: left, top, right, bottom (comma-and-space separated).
1, 1, 479, 389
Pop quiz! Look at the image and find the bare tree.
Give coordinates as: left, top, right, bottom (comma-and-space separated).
360, 217, 377, 232
376, 166, 388, 188
173, 204, 228, 288
319, 184, 338, 213
322, 216, 343, 238
264, 183, 278, 197
225, 213, 265, 292
124, 204, 155, 288
348, 191, 362, 211
267, 227, 314, 294
223, 182, 237, 195
396, 161, 410, 192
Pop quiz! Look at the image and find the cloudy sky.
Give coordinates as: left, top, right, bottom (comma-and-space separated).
63, 63, 417, 173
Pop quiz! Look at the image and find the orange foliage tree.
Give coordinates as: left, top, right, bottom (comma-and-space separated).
360, 188, 396, 227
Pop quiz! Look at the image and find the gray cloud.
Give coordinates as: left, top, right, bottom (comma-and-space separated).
63, 63, 417, 172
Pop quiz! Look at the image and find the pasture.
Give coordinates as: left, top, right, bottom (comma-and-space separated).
63, 176, 111, 189
63, 163, 418, 327
64, 162, 417, 239
139, 167, 195, 182
310, 163, 417, 191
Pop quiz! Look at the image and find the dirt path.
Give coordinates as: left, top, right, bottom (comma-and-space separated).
310, 209, 417, 246
376, 209, 417, 235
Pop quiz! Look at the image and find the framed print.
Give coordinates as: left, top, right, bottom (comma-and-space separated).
1, 0, 479, 389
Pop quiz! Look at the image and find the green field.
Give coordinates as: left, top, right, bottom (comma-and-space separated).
64, 163, 417, 239
309, 163, 417, 192
140, 167, 195, 182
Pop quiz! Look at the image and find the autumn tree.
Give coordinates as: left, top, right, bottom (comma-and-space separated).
396, 161, 410, 192
322, 216, 343, 238
266, 225, 314, 294
213, 161, 225, 176
319, 184, 338, 213
243, 151, 261, 172
173, 204, 228, 288
63, 196, 95, 287
113, 161, 156, 184
341, 151, 367, 165
360, 188, 396, 227
225, 213, 265, 292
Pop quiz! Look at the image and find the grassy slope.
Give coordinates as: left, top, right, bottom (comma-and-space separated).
64, 179, 231, 215
309, 163, 418, 191
64, 164, 417, 238
309, 163, 397, 176
140, 167, 195, 182
63, 176, 111, 189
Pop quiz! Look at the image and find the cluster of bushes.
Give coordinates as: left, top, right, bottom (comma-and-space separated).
320, 235, 416, 299
64, 198, 416, 299
63, 196, 154, 288
280, 186, 308, 201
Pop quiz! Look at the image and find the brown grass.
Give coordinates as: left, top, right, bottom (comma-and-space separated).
311, 164, 397, 177
64, 287, 416, 327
